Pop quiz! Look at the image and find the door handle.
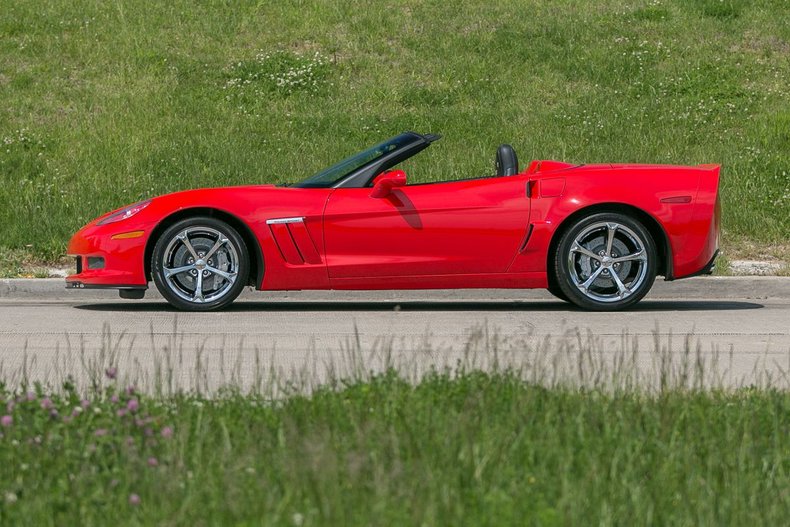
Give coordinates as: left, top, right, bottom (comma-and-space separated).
526, 180, 537, 198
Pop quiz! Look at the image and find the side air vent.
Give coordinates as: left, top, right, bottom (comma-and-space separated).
266, 217, 322, 265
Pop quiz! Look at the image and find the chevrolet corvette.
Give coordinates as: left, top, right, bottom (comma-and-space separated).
67, 131, 721, 311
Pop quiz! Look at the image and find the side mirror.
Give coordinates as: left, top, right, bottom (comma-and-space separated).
370, 170, 407, 198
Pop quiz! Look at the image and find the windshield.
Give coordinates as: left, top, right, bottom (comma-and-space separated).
293, 133, 418, 188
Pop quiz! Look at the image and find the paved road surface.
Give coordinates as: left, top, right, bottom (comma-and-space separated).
1, 277, 788, 391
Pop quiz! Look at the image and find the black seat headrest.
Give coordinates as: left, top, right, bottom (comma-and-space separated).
496, 144, 519, 176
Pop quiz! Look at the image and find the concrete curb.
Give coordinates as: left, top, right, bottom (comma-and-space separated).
2, 276, 790, 301
1, 278, 76, 297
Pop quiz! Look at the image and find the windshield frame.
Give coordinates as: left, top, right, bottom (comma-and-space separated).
291, 132, 438, 189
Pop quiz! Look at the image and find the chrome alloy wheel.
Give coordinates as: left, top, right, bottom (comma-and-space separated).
161, 226, 240, 304
567, 221, 649, 303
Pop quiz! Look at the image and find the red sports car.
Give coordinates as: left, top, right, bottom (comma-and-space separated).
67, 131, 720, 311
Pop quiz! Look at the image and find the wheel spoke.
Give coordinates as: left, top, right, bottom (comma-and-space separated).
164, 264, 195, 278
610, 269, 632, 298
612, 249, 646, 264
178, 231, 199, 261
206, 266, 237, 281
578, 266, 605, 291
204, 237, 228, 261
605, 223, 618, 256
193, 272, 204, 303
571, 242, 602, 261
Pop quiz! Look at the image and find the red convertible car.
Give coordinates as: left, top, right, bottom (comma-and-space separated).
67, 132, 720, 311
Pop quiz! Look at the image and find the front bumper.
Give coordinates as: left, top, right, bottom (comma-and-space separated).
65, 222, 151, 289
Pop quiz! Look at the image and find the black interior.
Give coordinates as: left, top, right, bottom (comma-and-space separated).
328, 134, 523, 188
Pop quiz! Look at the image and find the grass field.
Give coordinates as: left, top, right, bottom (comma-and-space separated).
1, 0, 789, 272
1, 368, 788, 525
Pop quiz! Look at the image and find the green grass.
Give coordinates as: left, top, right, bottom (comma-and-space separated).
1, 0, 789, 266
1, 370, 788, 525
0, 248, 64, 278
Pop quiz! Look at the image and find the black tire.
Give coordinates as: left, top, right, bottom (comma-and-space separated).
547, 272, 570, 303
554, 212, 657, 311
151, 217, 249, 311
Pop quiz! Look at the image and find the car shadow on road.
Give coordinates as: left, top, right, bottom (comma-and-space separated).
74, 300, 764, 313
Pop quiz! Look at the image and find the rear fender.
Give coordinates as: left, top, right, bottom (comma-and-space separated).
509, 166, 712, 277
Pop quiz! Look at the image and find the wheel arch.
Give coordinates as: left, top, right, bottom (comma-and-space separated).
144, 208, 264, 288
546, 203, 672, 283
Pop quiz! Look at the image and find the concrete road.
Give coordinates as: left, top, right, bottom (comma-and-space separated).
1, 277, 788, 392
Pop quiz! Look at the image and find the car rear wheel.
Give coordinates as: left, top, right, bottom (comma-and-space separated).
152, 217, 249, 311
554, 212, 656, 311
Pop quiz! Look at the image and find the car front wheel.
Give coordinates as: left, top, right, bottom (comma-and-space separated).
554, 212, 657, 311
151, 217, 249, 311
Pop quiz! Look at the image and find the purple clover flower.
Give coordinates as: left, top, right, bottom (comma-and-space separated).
105, 367, 118, 380
129, 493, 141, 506
0, 415, 12, 427
127, 399, 139, 413
161, 426, 173, 438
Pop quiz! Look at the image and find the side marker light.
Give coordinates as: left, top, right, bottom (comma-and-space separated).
111, 231, 145, 240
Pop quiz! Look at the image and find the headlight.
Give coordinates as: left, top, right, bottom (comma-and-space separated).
96, 200, 152, 225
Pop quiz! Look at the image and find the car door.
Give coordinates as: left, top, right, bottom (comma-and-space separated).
322, 174, 531, 278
